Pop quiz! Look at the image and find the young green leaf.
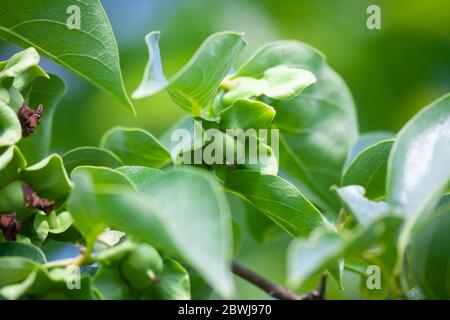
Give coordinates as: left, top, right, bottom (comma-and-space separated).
344, 131, 394, 168
235, 41, 358, 211
18, 75, 67, 163
0, 0, 134, 111
0, 48, 38, 79
342, 140, 394, 200
34, 211, 73, 235
70, 167, 234, 297
219, 98, 275, 131
62, 146, 123, 173
19, 154, 73, 206
100, 127, 171, 168
334, 185, 389, 226
0, 101, 22, 147
222, 65, 316, 106
132, 31, 246, 115
223, 170, 326, 237
0, 146, 26, 188
0, 48, 49, 89
0, 242, 46, 264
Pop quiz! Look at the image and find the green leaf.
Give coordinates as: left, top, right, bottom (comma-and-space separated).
72, 166, 134, 189
287, 215, 403, 288
231, 219, 243, 257
96, 239, 136, 264
0, 87, 24, 112
155, 259, 190, 300
408, 199, 450, 299
26, 267, 93, 299
0, 269, 37, 300
70, 167, 234, 297
0, 242, 46, 264
100, 127, 171, 168
222, 65, 316, 106
334, 185, 389, 226
115, 166, 164, 190
159, 115, 194, 151
62, 146, 123, 174
0, 256, 37, 287
0, 180, 27, 215
93, 264, 130, 300
288, 231, 342, 287
17, 75, 67, 163
236, 41, 358, 211
0, 48, 48, 88
344, 131, 394, 168
387, 94, 450, 220
34, 211, 73, 235
132, 31, 246, 115
19, 154, 73, 206
219, 98, 275, 131
68, 166, 134, 241
0, 146, 26, 188
0, 101, 21, 147
223, 170, 326, 237
0, 0, 134, 111
387, 94, 450, 267
342, 140, 394, 200
243, 198, 283, 243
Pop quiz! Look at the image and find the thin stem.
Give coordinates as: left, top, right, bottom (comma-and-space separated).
44, 256, 82, 269
44, 244, 96, 269
231, 261, 304, 300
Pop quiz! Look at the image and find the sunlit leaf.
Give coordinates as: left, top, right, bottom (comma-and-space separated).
342, 140, 394, 200
133, 31, 246, 115
0, 0, 134, 111
222, 65, 316, 106
334, 185, 389, 226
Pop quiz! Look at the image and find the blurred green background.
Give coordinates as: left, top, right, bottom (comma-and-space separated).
1, 0, 449, 299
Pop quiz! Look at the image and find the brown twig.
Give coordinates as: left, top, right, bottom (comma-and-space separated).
304, 273, 328, 300
232, 261, 305, 300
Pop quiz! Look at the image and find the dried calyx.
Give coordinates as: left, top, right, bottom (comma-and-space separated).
22, 184, 54, 214
0, 213, 20, 241
18, 103, 44, 138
